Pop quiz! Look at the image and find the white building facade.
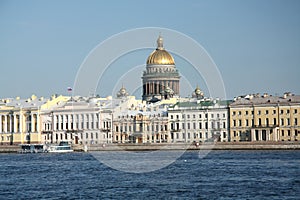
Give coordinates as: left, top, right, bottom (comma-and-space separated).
168, 99, 229, 143
41, 97, 113, 145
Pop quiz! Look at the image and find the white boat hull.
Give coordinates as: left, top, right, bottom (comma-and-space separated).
48, 149, 73, 153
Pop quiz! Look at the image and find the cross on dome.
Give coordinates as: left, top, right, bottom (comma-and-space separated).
157, 35, 164, 50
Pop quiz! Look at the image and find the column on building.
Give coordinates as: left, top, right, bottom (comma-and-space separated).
251, 129, 256, 141
63, 115, 67, 130
57, 115, 61, 131
73, 114, 77, 130
13, 114, 17, 133
9, 114, 12, 133
19, 113, 23, 133
53, 115, 57, 131
258, 130, 262, 141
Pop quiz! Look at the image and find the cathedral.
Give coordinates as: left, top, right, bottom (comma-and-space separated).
142, 35, 180, 102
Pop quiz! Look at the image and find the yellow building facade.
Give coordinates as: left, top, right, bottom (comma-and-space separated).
229, 93, 300, 142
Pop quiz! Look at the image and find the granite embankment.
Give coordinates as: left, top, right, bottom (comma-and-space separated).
75, 141, 300, 152
1, 142, 300, 153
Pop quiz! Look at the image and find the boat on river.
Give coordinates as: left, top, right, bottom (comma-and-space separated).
19, 144, 46, 153
47, 141, 73, 153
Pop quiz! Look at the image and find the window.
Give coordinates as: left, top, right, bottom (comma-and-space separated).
193, 114, 196, 119
187, 133, 190, 139
182, 123, 185, 129
246, 119, 249, 126
258, 110, 261, 115
266, 118, 269, 126
223, 132, 226, 138
187, 123, 190, 129
238, 111, 241, 115
273, 110, 276, 114
233, 120, 236, 126
295, 109, 298, 114
281, 118, 284, 126
274, 118, 277, 125
176, 115, 179, 119
232, 111, 236, 116
280, 110, 284, 114
199, 114, 202, 118
217, 114, 220, 118
205, 113, 208, 118
223, 122, 226, 128
239, 120, 242, 127
295, 130, 298, 136
199, 123, 202, 129
281, 130, 284, 136
234, 131, 236, 137
193, 123, 196, 129
246, 111, 248, 115
258, 118, 262, 126
182, 114, 185, 119
205, 122, 208, 129
287, 118, 290, 126
211, 114, 214, 118
287, 110, 290, 114
187, 115, 190, 119
295, 118, 298, 126
266, 110, 269, 115
199, 132, 202, 138
223, 113, 226, 118
170, 115, 173, 119
288, 130, 291, 136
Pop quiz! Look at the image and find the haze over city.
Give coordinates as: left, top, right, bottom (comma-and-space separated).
1, 0, 300, 99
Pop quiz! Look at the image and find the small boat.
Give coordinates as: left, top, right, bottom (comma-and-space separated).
19, 144, 46, 153
47, 141, 73, 153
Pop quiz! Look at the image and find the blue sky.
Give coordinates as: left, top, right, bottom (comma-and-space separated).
1, 0, 300, 99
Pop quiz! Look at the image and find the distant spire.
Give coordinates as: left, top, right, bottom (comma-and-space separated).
157, 34, 164, 50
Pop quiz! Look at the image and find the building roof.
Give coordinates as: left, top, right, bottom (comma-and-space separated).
169, 99, 230, 110
1, 95, 48, 109
229, 93, 300, 107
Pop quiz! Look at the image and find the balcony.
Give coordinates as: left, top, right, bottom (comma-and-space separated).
252, 124, 278, 128
171, 128, 181, 132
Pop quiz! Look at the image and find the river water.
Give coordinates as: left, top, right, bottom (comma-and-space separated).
0, 150, 299, 199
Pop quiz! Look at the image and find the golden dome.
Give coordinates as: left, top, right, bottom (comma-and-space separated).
146, 36, 175, 65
